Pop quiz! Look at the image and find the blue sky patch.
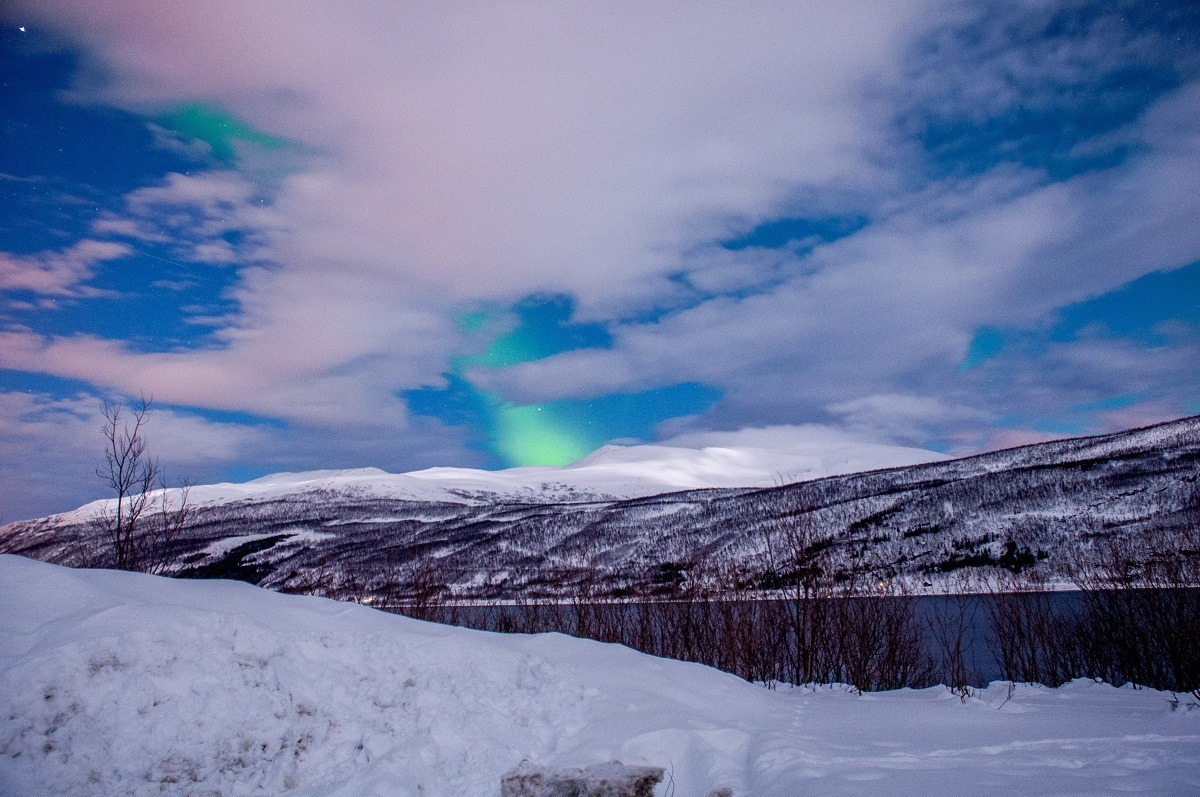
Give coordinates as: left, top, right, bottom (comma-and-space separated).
721, 215, 867, 252
1051, 259, 1200, 345
963, 259, 1200, 369
0, 369, 101, 401
5, 246, 242, 353
157, 403, 287, 430
409, 294, 720, 466
0, 28, 201, 253
960, 326, 1008, 369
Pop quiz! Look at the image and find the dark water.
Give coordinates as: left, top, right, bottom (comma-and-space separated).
907, 591, 1085, 685
404, 588, 1200, 691
423, 591, 1097, 688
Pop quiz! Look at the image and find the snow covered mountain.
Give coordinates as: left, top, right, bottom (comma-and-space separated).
2, 415, 1197, 599
36, 429, 948, 524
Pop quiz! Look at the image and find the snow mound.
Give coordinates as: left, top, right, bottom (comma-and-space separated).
2, 555, 1197, 797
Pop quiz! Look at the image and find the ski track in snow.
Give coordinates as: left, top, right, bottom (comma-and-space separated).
2, 555, 1198, 796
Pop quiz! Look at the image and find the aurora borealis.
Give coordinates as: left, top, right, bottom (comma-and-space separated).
2, 2, 1199, 520
159, 104, 285, 165
407, 297, 720, 467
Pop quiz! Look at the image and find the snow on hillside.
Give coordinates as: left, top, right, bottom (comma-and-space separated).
44, 430, 946, 524
2, 555, 1197, 797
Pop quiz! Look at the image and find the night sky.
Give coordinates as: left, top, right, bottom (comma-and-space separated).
2, 2, 1199, 520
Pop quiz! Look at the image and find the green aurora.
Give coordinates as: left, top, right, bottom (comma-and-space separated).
160, 103, 284, 163
407, 299, 719, 468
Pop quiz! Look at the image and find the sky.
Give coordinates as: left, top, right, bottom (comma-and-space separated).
1, 1, 1198, 521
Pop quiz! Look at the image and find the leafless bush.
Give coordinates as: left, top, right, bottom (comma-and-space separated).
374, 552, 446, 621
281, 559, 338, 598
928, 574, 981, 699
92, 399, 190, 573
758, 508, 837, 685
985, 569, 1078, 686
1072, 525, 1200, 693
823, 573, 934, 692
982, 516, 1198, 695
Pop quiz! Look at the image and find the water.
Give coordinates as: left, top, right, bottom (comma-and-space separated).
408, 591, 1094, 687
907, 591, 1086, 685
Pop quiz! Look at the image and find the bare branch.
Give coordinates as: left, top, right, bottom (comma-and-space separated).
91, 397, 187, 573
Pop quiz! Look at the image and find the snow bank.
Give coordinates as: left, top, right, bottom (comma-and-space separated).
2, 555, 1197, 796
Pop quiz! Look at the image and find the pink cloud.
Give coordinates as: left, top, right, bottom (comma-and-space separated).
19, 1, 938, 308
0, 240, 131, 296
2, 0, 948, 433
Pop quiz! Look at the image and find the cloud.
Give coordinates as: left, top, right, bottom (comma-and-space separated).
3, 168, 459, 428
478, 79, 1200, 441
146, 121, 215, 160
15, 2, 939, 306
964, 326, 1200, 421
892, 0, 1200, 172
90, 170, 269, 263
0, 0, 1197, 517
0, 239, 130, 296
825, 394, 990, 447
0, 322, 449, 429
662, 422, 921, 453
1, 0, 949, 429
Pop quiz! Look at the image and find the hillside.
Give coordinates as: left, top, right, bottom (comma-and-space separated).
1, 416, 1197, 600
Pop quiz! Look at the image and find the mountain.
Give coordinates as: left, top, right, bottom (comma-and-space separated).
2, 416, 1197, 600
34, 431, 948, 522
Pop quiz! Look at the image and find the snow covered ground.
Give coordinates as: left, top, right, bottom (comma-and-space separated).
2, 555, 1197, 797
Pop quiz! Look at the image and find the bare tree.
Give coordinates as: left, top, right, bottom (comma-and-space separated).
776, 509, 834, 685
93, 398, 189, 573
929, 572, 981, 699
140, 476, 191, 575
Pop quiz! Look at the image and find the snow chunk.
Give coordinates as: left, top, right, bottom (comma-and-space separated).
501, 760, 663, 797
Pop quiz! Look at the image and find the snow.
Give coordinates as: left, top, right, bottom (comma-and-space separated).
2, 554, 1197, 797
191, 530, 334, 565
41, 437, 946, 526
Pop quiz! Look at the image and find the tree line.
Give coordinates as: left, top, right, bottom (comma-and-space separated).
297, 507, 1199, 700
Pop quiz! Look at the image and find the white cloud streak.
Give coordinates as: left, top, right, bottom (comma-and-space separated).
0, 240, 131, 296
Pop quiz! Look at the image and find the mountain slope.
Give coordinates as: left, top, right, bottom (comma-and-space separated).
2, 416, 1197, 599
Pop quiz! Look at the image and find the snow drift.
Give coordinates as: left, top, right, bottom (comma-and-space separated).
2, 555, 1198, 796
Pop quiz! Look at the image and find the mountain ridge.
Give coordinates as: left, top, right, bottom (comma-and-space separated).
17, 433, 948, 525
2, 414, 1197, 600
